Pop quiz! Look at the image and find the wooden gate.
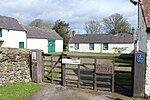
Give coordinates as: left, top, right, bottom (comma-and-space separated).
114, 54, 134, 96
43, 53, 115, 91
42, 53, 134, 93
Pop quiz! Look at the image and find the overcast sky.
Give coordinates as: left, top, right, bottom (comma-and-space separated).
0, 0, 138, 33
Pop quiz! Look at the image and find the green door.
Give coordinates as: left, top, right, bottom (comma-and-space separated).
48, 40, 55, 53
19, 42, 24, 48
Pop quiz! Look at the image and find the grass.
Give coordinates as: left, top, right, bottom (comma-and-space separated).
107, 60, 133, 66
44, 65, 61, 80
114, 72, 133, 97
98, 52, 121, 56
0, 82, 41, 100
115, 74, 132, 86
45, 52, 62, 55
130, 94, 150, 100
67, 51, 121, 56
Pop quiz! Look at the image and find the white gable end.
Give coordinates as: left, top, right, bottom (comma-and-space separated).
0, 29, 26, 48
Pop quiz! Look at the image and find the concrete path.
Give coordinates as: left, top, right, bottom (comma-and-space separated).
25, 83, 131, 100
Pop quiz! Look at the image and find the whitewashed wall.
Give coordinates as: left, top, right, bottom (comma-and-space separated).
102, 43, 134, 53
27, 38, 48, 53
27, 39, 63, 53
0, 29, 26, 48
55, 40, 63, 52
138, 5, 147, 52
69, 43, 102, 53
145, 34, 150, 95
69, 43, 134, 53
138, 4, 150, 96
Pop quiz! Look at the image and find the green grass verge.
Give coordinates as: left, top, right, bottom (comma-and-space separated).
98, 52, 121, 56
44, 65, 61, 80
0, 82, 41, 100
107, 60, 132, 66
67, 52, 121, 56
132, 94, 150, 100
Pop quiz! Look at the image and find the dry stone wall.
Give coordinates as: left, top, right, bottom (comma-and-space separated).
0, 47, 31, 86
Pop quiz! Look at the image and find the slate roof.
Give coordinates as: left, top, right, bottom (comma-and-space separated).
0, 15, 25, 31
141, 0, 150, 28
25, 26, 63, 40
70, 33, 133, 44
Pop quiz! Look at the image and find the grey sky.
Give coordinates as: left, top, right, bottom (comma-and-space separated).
0, 0, 138, 33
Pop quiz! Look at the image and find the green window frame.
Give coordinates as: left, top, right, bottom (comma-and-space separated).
89, 43, 94, 50
0, 29, 2, 37
19, 42, 24, 48
74, 43, 79, 50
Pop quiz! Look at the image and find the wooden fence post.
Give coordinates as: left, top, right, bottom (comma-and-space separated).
131, 53, 134, 97
77, 62, 80, 88
51, 55, 53, 83
133, 52, 145, 97
93, 58, 97, 91
111, 59, 115, 92
31, 50, 44, 83
61, 54, 66, 86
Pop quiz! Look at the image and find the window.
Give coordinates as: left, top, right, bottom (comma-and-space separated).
89, 43, 94, 50
74, 43, 79, 50
70, 46, 73, 48
0, 29, 2, 37
103, 43, 108, 50
19, 42, 24, 48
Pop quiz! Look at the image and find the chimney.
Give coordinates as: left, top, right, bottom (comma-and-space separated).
132, 27, 135, 43
72, 30, 76, 37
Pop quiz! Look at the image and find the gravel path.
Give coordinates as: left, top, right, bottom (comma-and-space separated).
25, 83, 131, 100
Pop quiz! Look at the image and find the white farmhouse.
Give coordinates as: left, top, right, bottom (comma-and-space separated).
69, 33, 134, 54
25, 26, 63, 53
0, 16, 26, 48
138, 0, 150, 95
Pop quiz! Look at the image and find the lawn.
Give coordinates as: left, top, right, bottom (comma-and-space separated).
66, 51, 121, 56
98, 52, 121, 56
0, 82, 41, 100
44, 65, 61, 80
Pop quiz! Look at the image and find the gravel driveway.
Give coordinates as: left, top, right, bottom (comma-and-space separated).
25, 83, 131, 100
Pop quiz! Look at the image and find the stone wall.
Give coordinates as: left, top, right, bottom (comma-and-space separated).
0, 47, 31, 86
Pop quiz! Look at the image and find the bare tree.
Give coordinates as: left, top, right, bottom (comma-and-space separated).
85, 20, 102, 34
102, 13, 130, 34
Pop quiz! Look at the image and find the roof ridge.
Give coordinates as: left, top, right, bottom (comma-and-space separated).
0, 15, 16, 19
26, 25, 55, 32
75, 33, 131, 35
